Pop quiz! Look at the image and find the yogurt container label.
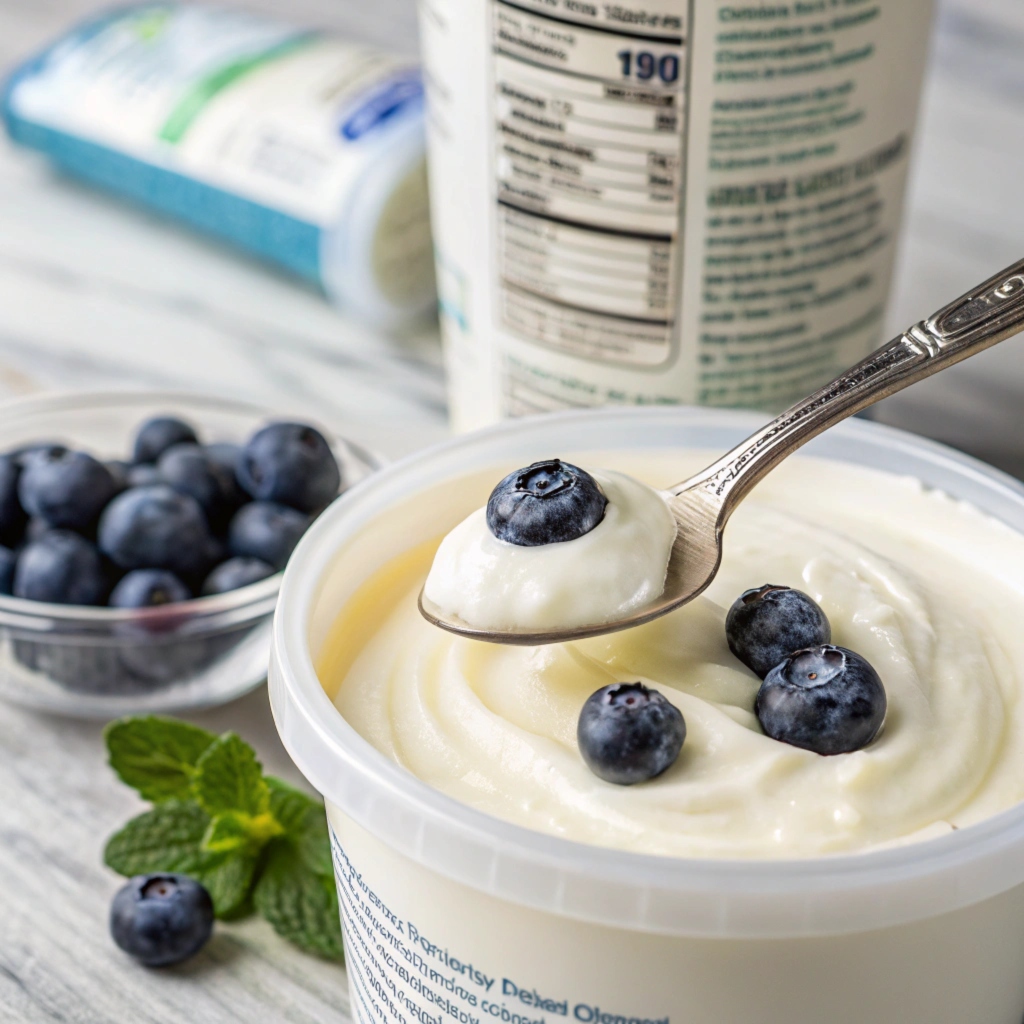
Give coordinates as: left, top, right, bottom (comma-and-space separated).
419, 0, 936, 428
3, 4, 435, 322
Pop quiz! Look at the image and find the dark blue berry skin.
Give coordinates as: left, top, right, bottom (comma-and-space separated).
205, 442, 242, 476
577, 682, 686, 785
110, 569, 191, 609
133, 417, 198, 464
236, 422, 340, 514
11, 442, 66, 468
0, 454, 26, 546
13, 530, 110, 605
110, 874, 214, 967
726, 585, 831, 679
158, 444, 241, 531
202, 556, 275, 595
227, 501, 309, 571
127, 463, 163, 489
24, 518, 52, 545
98, 485, 216, 580
0, 545, 15, 594
18, 448, 119, 532
486, 459, 607, 547
756, 645, 886, 756
105, 460, 131, 495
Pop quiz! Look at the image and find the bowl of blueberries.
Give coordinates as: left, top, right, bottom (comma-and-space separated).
0, 390, 377, 717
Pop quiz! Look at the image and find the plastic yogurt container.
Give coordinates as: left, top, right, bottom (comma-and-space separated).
270, 408, 1024, 1024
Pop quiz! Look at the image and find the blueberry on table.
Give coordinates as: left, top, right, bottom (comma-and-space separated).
0, 454, 26, 545
202, 556, 275, 595
236, 422, 340, 514
756, 645, 886, 756
110, 569, 191, 609
13, 530, 110, 605
228, 501, 309, 571
158, 443, 241, 531
726, 584, 831, 679
486, 459, 607, 546
110, 874, 213, 967
18, 448, 119, 532
132, 416, 199, 464
0, 545, 15, 594
577, 682, 686, 785
98, 485, 216, 580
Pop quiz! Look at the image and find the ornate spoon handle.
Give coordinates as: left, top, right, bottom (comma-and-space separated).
680, 257, 1024, 519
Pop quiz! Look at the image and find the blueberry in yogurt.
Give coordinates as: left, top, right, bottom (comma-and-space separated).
18, 448, 119, 532
99, 485, 216, 580
110, 874, 213, 967
726, 584, 831, 679
228, 501, 309, 571
486, 459, 608, 546
578, 682, 685, 785
236, 422, 340, 514
132, 416, 198, 464
13, 530, 110, 605
756, 645, 886, 755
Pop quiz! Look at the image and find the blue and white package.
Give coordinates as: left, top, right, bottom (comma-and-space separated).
2, 4, 435, 325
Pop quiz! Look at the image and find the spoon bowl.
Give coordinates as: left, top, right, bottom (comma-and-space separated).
421, 256, 1024, 645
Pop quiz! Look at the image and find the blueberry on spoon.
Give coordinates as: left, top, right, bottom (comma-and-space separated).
578, 682, 685, 785
487, 459, 607, 546
756, 644, 886, 755
726, 584, 831, 679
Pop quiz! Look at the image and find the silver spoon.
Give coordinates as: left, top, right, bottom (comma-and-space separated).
420, 256, 1024, 645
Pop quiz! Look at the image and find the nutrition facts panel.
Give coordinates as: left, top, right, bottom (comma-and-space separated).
490, 0, 688, 367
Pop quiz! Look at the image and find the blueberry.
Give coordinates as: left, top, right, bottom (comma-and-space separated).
24, 517, 52, 545
18, 448, 118, 532
205, 442, 242, 475
237, 422, 340, 514
0, 545, 15, 594
13, 530, 110, 605
726, 585, 831, 679
110, 569, 191, 608
105, 460, 131, 494
0, 454, 26, 544
486, 459, 607, 547
98, 485, 216, 580
227, 501, 309, 571
133, 416, 198, 464
756, 645, 886, 756
11, 442, 67, 467
110, 873, 213, 967
202, 556, 275, 595
127, 463, 163, 488
158, 444, 241, 531
577, 682, 686, 785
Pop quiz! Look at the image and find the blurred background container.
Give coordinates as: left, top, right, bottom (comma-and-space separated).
0, 0, 1021, 471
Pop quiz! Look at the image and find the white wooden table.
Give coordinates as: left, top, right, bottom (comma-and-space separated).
0, 0, 1022, 1021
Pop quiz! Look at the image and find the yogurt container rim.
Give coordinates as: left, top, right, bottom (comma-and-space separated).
270, 406, 1024, 939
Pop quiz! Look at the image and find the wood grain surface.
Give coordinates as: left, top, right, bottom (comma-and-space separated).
0, 0, 1022, 1021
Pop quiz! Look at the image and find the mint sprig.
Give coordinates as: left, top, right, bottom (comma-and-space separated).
103, 716, 343, 961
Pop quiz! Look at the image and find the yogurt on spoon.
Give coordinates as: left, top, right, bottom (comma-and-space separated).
423, 460, 677, 632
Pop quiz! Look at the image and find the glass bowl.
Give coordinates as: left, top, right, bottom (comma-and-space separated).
0, 390, 379, 718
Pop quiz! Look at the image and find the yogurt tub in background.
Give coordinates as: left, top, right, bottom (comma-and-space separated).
270, 408, 1024, 1024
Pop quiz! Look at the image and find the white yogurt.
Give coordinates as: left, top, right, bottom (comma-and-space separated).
423, 468, 676, 630
334, 454, 1024, 859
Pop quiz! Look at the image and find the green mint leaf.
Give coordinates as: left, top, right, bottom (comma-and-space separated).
104, 800, 210, 877
105, 717, 218, 802
195, 851, 260, 919
194, 732, 270, 818
253, 839, 344, 961
267, 776, 319, 834
201, 812, 253, 855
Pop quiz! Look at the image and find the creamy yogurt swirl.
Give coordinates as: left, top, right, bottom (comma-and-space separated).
423, 468, 676, 630
331, 455, 1024, 858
